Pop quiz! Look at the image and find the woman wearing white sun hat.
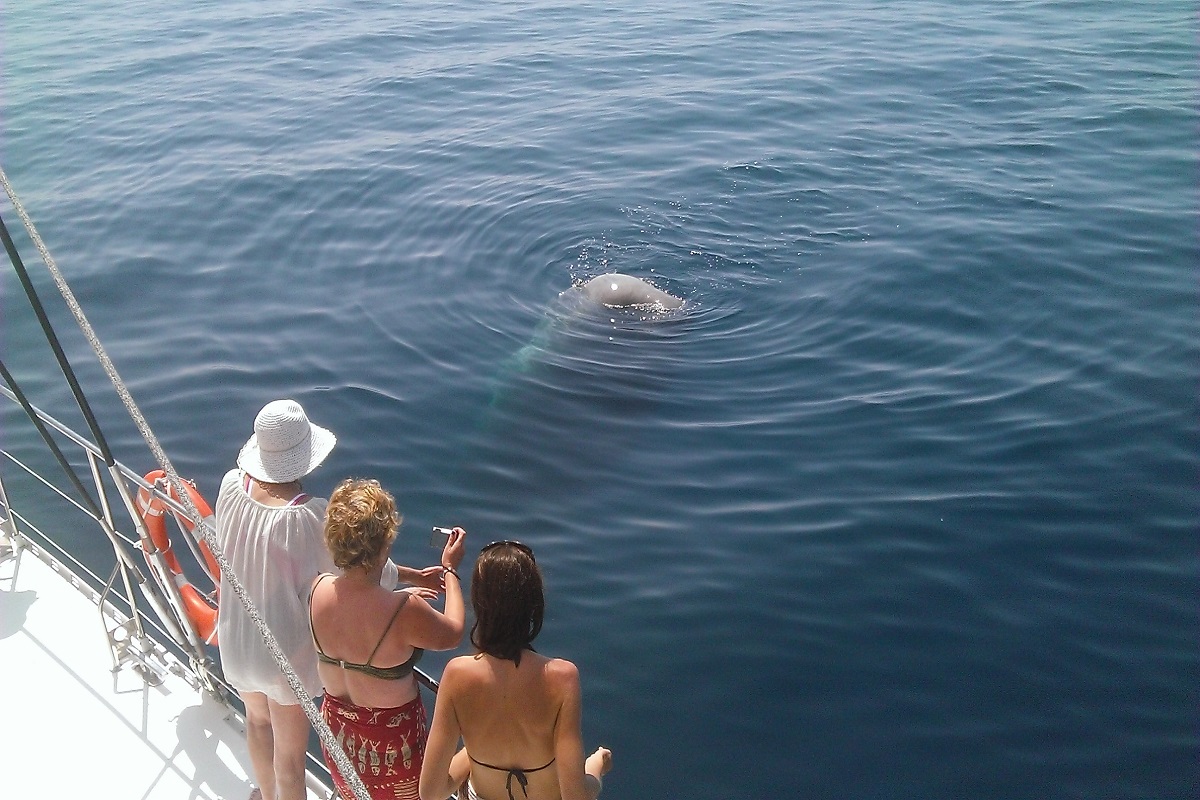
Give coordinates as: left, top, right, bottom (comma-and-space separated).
215, 399, 445, 800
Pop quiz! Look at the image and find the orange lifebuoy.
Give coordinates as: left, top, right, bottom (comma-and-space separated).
137, 469, 220, 645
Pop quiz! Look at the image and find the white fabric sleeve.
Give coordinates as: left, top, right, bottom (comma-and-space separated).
380, 558, 399, 590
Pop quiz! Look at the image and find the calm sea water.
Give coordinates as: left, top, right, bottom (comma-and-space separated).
3, 1, 1196, 798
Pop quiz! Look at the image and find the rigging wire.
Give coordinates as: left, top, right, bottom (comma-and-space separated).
0, 212, 115, 468
0, 166, 373, 800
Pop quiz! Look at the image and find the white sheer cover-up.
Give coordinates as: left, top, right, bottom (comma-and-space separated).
215, 468, 334, 703
215, 468, 401, 704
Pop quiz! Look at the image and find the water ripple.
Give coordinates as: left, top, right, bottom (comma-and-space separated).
5, 2, 1197, 798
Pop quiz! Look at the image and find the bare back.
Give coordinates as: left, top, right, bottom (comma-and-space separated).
447, 651, 579, 800
309, 575, 423, 709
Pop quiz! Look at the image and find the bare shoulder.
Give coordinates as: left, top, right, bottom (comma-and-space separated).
443, 653, 478, 673
308, 573, 334, 606
441, 653, 485, 686
396, 588, 433, 614
544, 657, 580, 693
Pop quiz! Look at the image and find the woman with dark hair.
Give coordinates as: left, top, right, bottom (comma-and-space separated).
419, 541, 612, 800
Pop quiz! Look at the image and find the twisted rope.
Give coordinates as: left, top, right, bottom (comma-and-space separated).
0, 165, 371, 800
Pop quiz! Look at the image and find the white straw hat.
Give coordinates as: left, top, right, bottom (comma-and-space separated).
237, 399, 336, 483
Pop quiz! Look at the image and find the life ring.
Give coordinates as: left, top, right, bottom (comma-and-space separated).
136, 469, 220, 645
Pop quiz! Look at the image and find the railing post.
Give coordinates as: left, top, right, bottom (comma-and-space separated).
0, 471, 23, 584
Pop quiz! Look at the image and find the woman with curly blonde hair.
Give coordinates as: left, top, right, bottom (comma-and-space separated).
217, 400, 444, 800
309, 478, 468, 800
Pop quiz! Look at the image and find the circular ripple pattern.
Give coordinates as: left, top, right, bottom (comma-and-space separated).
4, 2, 1196, 798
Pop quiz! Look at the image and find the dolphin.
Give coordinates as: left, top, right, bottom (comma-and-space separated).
579, 273, 683, 310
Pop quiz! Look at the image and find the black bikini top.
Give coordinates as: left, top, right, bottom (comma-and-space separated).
469, 753, 556, 800
309, 574, 424, 680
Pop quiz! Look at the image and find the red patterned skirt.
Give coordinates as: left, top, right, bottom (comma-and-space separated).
320, 693, 428, 800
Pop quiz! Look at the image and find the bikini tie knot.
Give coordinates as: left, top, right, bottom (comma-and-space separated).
505, 769, 529, 800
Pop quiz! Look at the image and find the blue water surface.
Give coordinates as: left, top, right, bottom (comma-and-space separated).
3, 1, 1197, 798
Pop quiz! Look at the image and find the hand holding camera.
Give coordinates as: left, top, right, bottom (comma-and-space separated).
430, 526, 466, 580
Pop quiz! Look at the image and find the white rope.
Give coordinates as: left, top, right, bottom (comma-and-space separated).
0, 165, 372, 800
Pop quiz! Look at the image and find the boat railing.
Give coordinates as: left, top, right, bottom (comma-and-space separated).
0, 165, 439, 799
0, 386, 441, 793
0, 383, 218, 674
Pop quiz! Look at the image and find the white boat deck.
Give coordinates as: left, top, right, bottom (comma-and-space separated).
0, 536, 329, 800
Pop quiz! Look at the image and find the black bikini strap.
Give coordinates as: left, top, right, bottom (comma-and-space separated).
468, 755, 555, 800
